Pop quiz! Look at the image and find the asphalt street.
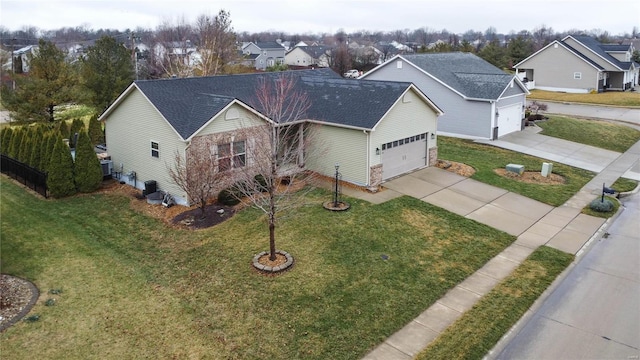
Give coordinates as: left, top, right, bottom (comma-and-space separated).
538, 101, 640, 126
488, 191, 640, 360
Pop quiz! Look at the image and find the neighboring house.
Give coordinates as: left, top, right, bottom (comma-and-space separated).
99, 69, 442, 205
284, 45, 332, 68
153, 41, 199, 67
241, 41, 286, 70
4, 45, 39, 74
514, 35, 639, 93
362, 52, 528, 140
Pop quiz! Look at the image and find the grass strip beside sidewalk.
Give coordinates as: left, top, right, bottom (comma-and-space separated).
415, 246, 574, 360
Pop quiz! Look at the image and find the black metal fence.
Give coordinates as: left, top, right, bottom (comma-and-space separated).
1, 155, 48, 198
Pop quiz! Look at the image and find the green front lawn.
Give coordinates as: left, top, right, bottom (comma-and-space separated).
438, 137, 595, 206
0, 177, 515, 360
537, 115, 640, 153
416, 246, 574, 360
529, 89, 640, 107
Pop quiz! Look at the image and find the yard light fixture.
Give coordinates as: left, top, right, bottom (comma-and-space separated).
334, 163, 340, 207
375, 147, 380, 155
431, 133, 435, 140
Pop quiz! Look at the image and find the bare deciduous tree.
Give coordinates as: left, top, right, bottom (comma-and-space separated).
151, 16, 194, 78
232, 73, 318, 261
168, 136, 229, 218
194, 10, 237, 76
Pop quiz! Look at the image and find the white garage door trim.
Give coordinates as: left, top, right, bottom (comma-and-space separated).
381, 132, 428, 180
497, 104, 523, 137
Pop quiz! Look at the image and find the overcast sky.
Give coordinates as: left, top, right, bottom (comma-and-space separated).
1, 0, 638, 36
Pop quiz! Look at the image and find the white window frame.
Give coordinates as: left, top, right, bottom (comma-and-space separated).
217, 140, 246, 171
574, 72, 582, 80
151, 141, 159, 158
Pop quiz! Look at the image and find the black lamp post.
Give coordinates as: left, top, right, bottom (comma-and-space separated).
333, 163, 340, 207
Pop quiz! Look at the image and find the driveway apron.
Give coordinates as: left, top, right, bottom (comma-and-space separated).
383, 167, 554, 236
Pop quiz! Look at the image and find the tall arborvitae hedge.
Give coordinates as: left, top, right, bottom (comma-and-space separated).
41, 131, 57, 172
17, 128, 33, 164
88, 114, 104, 146
28, 129, 43, 169
39, 132, 52, 171
47, 135, 76, 198
8, 128, 23, 159
73, 130, 103, 193
69, 119, 85, 148
58, 121, 69, 140
1, 127, 13, 155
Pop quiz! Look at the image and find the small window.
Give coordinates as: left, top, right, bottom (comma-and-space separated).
151, 141, 159, 158
420, 133, 426, 140
382, 143, 387, 150
574, 72, 582, 80
399, 139, 404, 145
396, 60, 403, 69
392, 140, 398, 147
405, 137, 410, 143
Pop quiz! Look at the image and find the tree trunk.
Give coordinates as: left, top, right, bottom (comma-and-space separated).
48, 104, 55, 122
269, 221, 276, 261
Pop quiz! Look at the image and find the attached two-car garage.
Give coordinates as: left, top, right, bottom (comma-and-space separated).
381, 132, 429, 180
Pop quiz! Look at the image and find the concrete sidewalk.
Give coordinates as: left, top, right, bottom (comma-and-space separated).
323, 139, 640, 359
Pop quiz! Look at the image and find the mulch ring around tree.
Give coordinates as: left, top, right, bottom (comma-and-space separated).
171, 204, 236, 230
0, 274, 39, 332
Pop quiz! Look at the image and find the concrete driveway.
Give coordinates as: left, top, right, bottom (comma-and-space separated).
477, 126, 627, 175
383, 167, 554, 236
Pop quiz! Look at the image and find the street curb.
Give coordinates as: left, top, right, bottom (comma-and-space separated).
484, 204, 626, 359
527, 98, 640, 110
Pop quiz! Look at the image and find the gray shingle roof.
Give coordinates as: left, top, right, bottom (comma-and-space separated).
298, 45, 332, 59
254, 41, 285, 50
133, 68, 416, 139
564, 35, 630, 70
401, 52, 514, 100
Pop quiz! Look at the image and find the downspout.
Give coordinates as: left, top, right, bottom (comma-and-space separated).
364, 129, 370, 186
490, 101, 497, 139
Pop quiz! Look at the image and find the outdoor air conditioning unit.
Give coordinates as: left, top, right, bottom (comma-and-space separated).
100, 159, 113, 178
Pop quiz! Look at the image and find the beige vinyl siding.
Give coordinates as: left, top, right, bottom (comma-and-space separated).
306, 126, 368, 186
104, 88, 187, 199
371, 89, 438, 167
519, 45, 599, 91
196, 105, 265, 136
284, 47, 313, 66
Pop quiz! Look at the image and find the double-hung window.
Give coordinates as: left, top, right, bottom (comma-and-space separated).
217, 140, 246, 171
151, 141, 159, 158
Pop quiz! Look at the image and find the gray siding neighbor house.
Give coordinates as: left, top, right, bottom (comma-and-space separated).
514, 35, 639, 93
242, 42, 286, 70
362, 52, 528, 140
99, 69, 442, 205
